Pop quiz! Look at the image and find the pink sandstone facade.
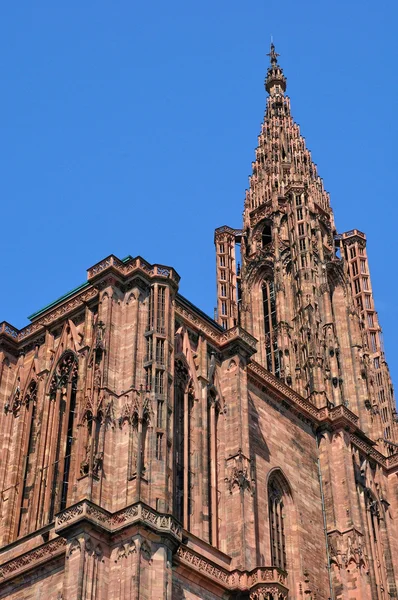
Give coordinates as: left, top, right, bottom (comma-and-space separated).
1, 45, 398, 599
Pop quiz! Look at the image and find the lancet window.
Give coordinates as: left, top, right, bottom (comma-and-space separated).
157, 286, 166, 334
262, 280, 280, 376
268, 474, 288, 570
48, 352, 78, 521
173, 359, 194, 529
17, 380, 38, 536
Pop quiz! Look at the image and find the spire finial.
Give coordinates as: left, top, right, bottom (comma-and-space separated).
265, 41, 287, 95
267, 41, 280, 67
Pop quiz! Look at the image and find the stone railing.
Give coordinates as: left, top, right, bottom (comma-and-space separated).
176, 545, 288, 596
87, 254, 180, 285
319, 404, 359, 428
0, 322, 19, 340
55, 500, 182, 542
0, 538, 66, 583
0, 287, 99, 345
220, 326, 257, 353
214, 225, 243, 238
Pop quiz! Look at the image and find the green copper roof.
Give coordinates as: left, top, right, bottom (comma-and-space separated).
28, 281, 90, 321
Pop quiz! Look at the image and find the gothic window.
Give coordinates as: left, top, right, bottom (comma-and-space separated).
173, 361, 194, 529
298, 223, 305, 237
354, 279, 361, 294
365, 294, 371, 309
157, 399, 164, 428
220, 284, 227, 297
295, 195, 302, 206
145, 366, 152, 391
147, 287, 154, 331
156, 433, 163, 460
369, 332, 377, 353
262, 223, 272, 248
299, 238, 306, 251
362, 277, 369, 291
157, 286, 166, 334
18, 380, 38, 536
268, 473, 289, 570
155, 369, 164, 395
49, 352, 78, 521
296, 207, 303, 221
351, 261, 359, 276
156, 338, 165, 364
219, 255, 226, 267
219, 243, 225, 253
174, 379, 185, 523
220, 270, 226, 281
221, 301, 227, 316
262, 280, 280, 377
146, 336, 153, 361
350, 246, 356, 259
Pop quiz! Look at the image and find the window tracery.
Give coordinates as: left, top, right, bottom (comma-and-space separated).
268, 472, 290, 571
48, 351, 78, 520
262, 280, 280, 376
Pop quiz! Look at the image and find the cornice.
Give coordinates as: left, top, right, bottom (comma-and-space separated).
175, 298, 256, 354
247, 360, 398, 472
248, 360, 319, 423
0, 286, 99, 349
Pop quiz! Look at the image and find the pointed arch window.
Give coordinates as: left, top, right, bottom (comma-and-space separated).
48, 351, 78, 520
173, 359, 194, 529
268, 473, 288, 570
262, 280, 280, 377
17, 380, 38, 536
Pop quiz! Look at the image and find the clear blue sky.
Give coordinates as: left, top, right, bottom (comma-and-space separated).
1, 2, 397, 386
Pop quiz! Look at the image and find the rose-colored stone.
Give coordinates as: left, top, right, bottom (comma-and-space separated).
0, 45, 397, 599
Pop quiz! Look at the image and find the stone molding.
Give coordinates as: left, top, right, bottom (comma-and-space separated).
0, 537, 66, 584
248, 360, 398, 473
55, 500, 182, 543
0, 287, 98, 346
176, 545, 288, 594
248, 360, 319, 422
175, 300, 256, 352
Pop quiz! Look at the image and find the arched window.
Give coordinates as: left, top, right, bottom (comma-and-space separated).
49, 351, 78, 520
262, 280, 280, 377
262, 223, 272, 248
268, 472, 289, 570
18, 380, 38, 536
173, 359, 194, 530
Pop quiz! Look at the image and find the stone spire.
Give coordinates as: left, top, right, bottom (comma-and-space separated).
215, 44, 397, 446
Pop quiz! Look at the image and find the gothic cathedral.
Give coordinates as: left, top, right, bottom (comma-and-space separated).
1, 46, 397, 600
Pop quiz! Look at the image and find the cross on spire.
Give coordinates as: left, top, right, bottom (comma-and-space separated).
267, 42, 280, 66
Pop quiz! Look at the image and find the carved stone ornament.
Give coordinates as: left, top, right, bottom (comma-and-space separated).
225, 450, 252, 494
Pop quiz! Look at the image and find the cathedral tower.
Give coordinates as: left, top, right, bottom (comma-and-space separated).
215, 44, 397, 450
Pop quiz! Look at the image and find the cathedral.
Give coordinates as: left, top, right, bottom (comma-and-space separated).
1, 45, 398, 600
